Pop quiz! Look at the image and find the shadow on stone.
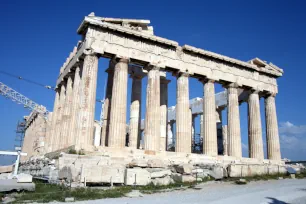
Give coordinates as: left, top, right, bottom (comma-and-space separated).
266, 197, 288, 204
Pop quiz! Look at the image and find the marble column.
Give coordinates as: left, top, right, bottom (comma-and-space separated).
248, 90, 264, 159
48, 90, 60, 152
176, 72, 191, 153
53, 84, 66, 151
222, 125, 228, 155
61, 77, 73, 149
202, 79, 218, 156
78, 54, 99, 150
144, 66, 161, 152
265, 94, 281, 160
129, 73, 143, 149
101, 60, 115, 146
227, 83, 242, 158
200, 114, 204, 146
160, 72, 170, 151
167, 122, 174, 150
68, 66, 81, 147
108, 58, 129, 148
191, 114, 196, 152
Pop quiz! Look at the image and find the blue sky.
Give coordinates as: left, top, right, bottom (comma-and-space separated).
0, 0, 306, 164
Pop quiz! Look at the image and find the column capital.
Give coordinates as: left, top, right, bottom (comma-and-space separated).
117, 58, 130, 64
174, 71, 189, 78
160, 77, 171, 84
130, 72, 145, 80
264, 91, 277, 98
248, 88, 261, 95
199, 77, 215, 84
223, 82, 240, 89
83, 49, 99, 56
144, 64, 160, 71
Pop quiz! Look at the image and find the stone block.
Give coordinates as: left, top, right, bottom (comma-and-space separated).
81, 165, 125, 183
171, 173, 196, 183
65, 197, 75, 202
209, 166, 224, 179
0, 165, 13, 174
125, 190, 144, 198
17, 173, 32, 183
59, 166, 79, 182
228, 164, 269, 177
0, 179, 35, 192
147, 159, 166, 168
152, 176, 173, 186
129, 159, 148, 168
125, 168, 151, 186
0, 173, 10, 180
192, 169, 204, 174
150, 169, 171, 178
175, 164, 193, 174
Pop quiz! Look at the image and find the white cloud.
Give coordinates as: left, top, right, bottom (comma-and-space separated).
279, 121, 306, 160
279, 121, 306, 135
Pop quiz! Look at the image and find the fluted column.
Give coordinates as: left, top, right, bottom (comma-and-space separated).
200, 114, 204, 144
53, 84, 66, 151
167, 122, 174, 150
265, 94, 281, 160
101, 60, 115, 146
191, 114, 196, 152
176, 72, 191, 153
108, 58, 129, 148
78, 54, 99, 150
226, 83, 242, 158
129, 73, 143, 149
160, 72, 170, 151
202, 79, 218, 156
48, 90, 60, 152
222, 125, 228, 155
248, 90, 264, 159
68, 67, 81, 147
61, 77, 73, 149
144, 66, 161, 152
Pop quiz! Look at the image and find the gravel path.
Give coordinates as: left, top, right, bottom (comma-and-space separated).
52, 179, 306, 204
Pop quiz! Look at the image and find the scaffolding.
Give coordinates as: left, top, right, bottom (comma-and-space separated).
15, 120, 26, 149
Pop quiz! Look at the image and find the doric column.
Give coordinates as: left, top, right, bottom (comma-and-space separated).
265, 94, 281, 160
217, 108, 224, 155
191, 114, 196, 152
202, 79, 218, 156
222, 125, 228, 155
129, 72, 144, 149
176, 72, 191, 153
61, 77, 73, 149
68, 67, 81, 147
167, 121, 174, 150
160, 72, 170, 151
48, 90, 60, 152
200, 114, 204, 144
101, 60, 115, 146
248, 90, 264, 159
144, 66, 161, 152
226, 83, 242, 158
108, 58, 129, 148
78, 54, 99, 150
53, 84, 66, 151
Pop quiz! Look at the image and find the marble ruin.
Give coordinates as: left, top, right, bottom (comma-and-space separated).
20, 13, 286, 185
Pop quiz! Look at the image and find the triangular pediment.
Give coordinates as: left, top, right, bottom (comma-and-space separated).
248, 58, 283, 76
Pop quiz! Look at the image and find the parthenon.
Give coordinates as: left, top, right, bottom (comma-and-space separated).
35, 12, 283, 161
18, 13, 286, 187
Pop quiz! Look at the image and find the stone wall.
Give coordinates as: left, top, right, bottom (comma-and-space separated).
19, 149, 288, 186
